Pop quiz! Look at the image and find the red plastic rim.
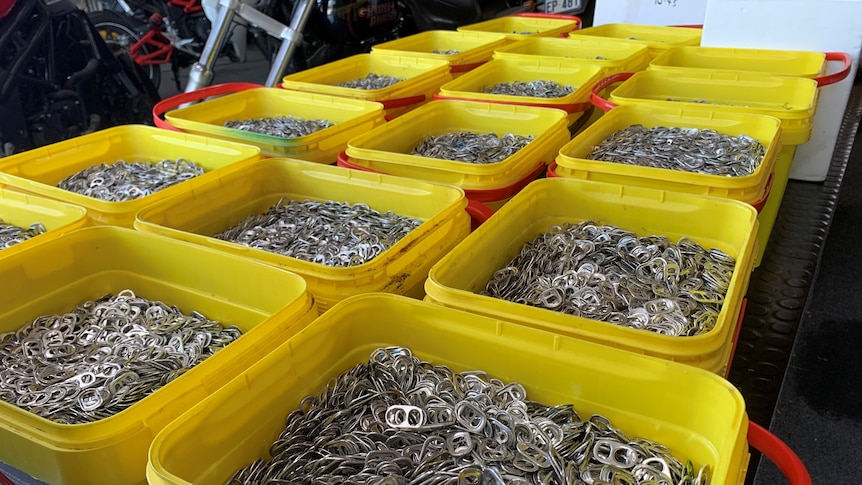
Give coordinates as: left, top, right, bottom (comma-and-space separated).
748, 422, 812, 485
152, 82, 264, 130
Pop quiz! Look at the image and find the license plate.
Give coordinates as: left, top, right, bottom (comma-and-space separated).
543, 0, 584, 15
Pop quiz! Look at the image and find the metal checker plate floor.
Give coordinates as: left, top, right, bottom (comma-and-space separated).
736, 82, 862, 483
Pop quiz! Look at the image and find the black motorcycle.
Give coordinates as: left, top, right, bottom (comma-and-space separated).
0, 0, 159, 156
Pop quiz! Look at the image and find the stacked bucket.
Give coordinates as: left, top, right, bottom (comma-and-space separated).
0, 12, 827, 485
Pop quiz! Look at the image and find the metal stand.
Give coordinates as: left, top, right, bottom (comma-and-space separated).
184, 0, 314, 92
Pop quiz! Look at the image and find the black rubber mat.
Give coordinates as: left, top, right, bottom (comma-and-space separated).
729, 82, 862, 483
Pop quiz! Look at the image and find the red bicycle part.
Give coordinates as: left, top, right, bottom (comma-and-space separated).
152, 82, 263, 129
0, 0, 15, 20
167, 0, 203, 14
130, 27, 174, 65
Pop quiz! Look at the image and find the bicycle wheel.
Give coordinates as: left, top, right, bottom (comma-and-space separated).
89, 9, 161, 90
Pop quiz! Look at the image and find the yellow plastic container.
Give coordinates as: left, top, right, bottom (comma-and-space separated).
436, 58, 604, 125
0, 188, 88, 259
162, 87, 385, 163
281, 54, 451, 118
425, 178, 758, 376
147, 293, 750, 485
569, 23, 702, 59
371, 30, 509, 77
599, 70, 819, 146
753, 144, 797, 266
0, 125, 261, 227
649, 46, 828, 79
0, 226, 316, 485
493, 36, 651, 74
344, 100, 570, 192
457, 14, 581, 41
554, 104, 783, 204
135, 158, 470, 312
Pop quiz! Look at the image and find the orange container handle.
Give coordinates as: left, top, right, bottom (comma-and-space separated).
748, 422, 812, 485
466, 199, 495, 230
379, 94, 426, 110
336, 150, 380, 172
450, 60, 489, 74
591, 72, 633, 112
816, 52, 853, 87
152, 82, 263, 130
546, 161, 560, 177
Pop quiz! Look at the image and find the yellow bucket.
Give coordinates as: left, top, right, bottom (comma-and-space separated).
435, 57, 603, 125
344, 100, 570, 191
494, 35, 651, 74
371, 30, 508, 77
0, 226, 316, 485
0, 125, 261, 227
146, 293, 750, 485
0, 188, 87, 259
457, 13, 581, 41
569, 23, 702, 60
155, 84, 385, 163
135, 158, 470, 312
553, 104, 783, 205
281, 54, 451, 119
425, 177, 758, 376
649, 46, 853, 87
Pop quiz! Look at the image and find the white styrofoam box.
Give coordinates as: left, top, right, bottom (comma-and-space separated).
701, 0, 862, 181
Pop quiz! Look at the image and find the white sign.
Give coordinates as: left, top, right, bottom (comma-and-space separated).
593, 0, 708, 26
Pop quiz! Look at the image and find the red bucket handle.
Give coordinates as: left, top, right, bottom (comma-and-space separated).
590, 72, 634, 112
152, 82, 263, 130
815, 52, 853, 87
749, 422, 812, 485
466, 199, 495, 230
379, 94, 426, 110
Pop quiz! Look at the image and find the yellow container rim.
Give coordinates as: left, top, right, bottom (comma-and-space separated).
649, 46, 827, 79
164, 88, 385, 148
554, 104, 784, 197
457, 14, 581, 40
0, 188, 89, 259
0, 125, 261, 224
569, 23, 702, 49
371, 30, 509, 67
345, 100, 569, 181
437, 58, 604, 109
493, 35, 651, 72
602, 70, 819, 145
281, 53, 451, 100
